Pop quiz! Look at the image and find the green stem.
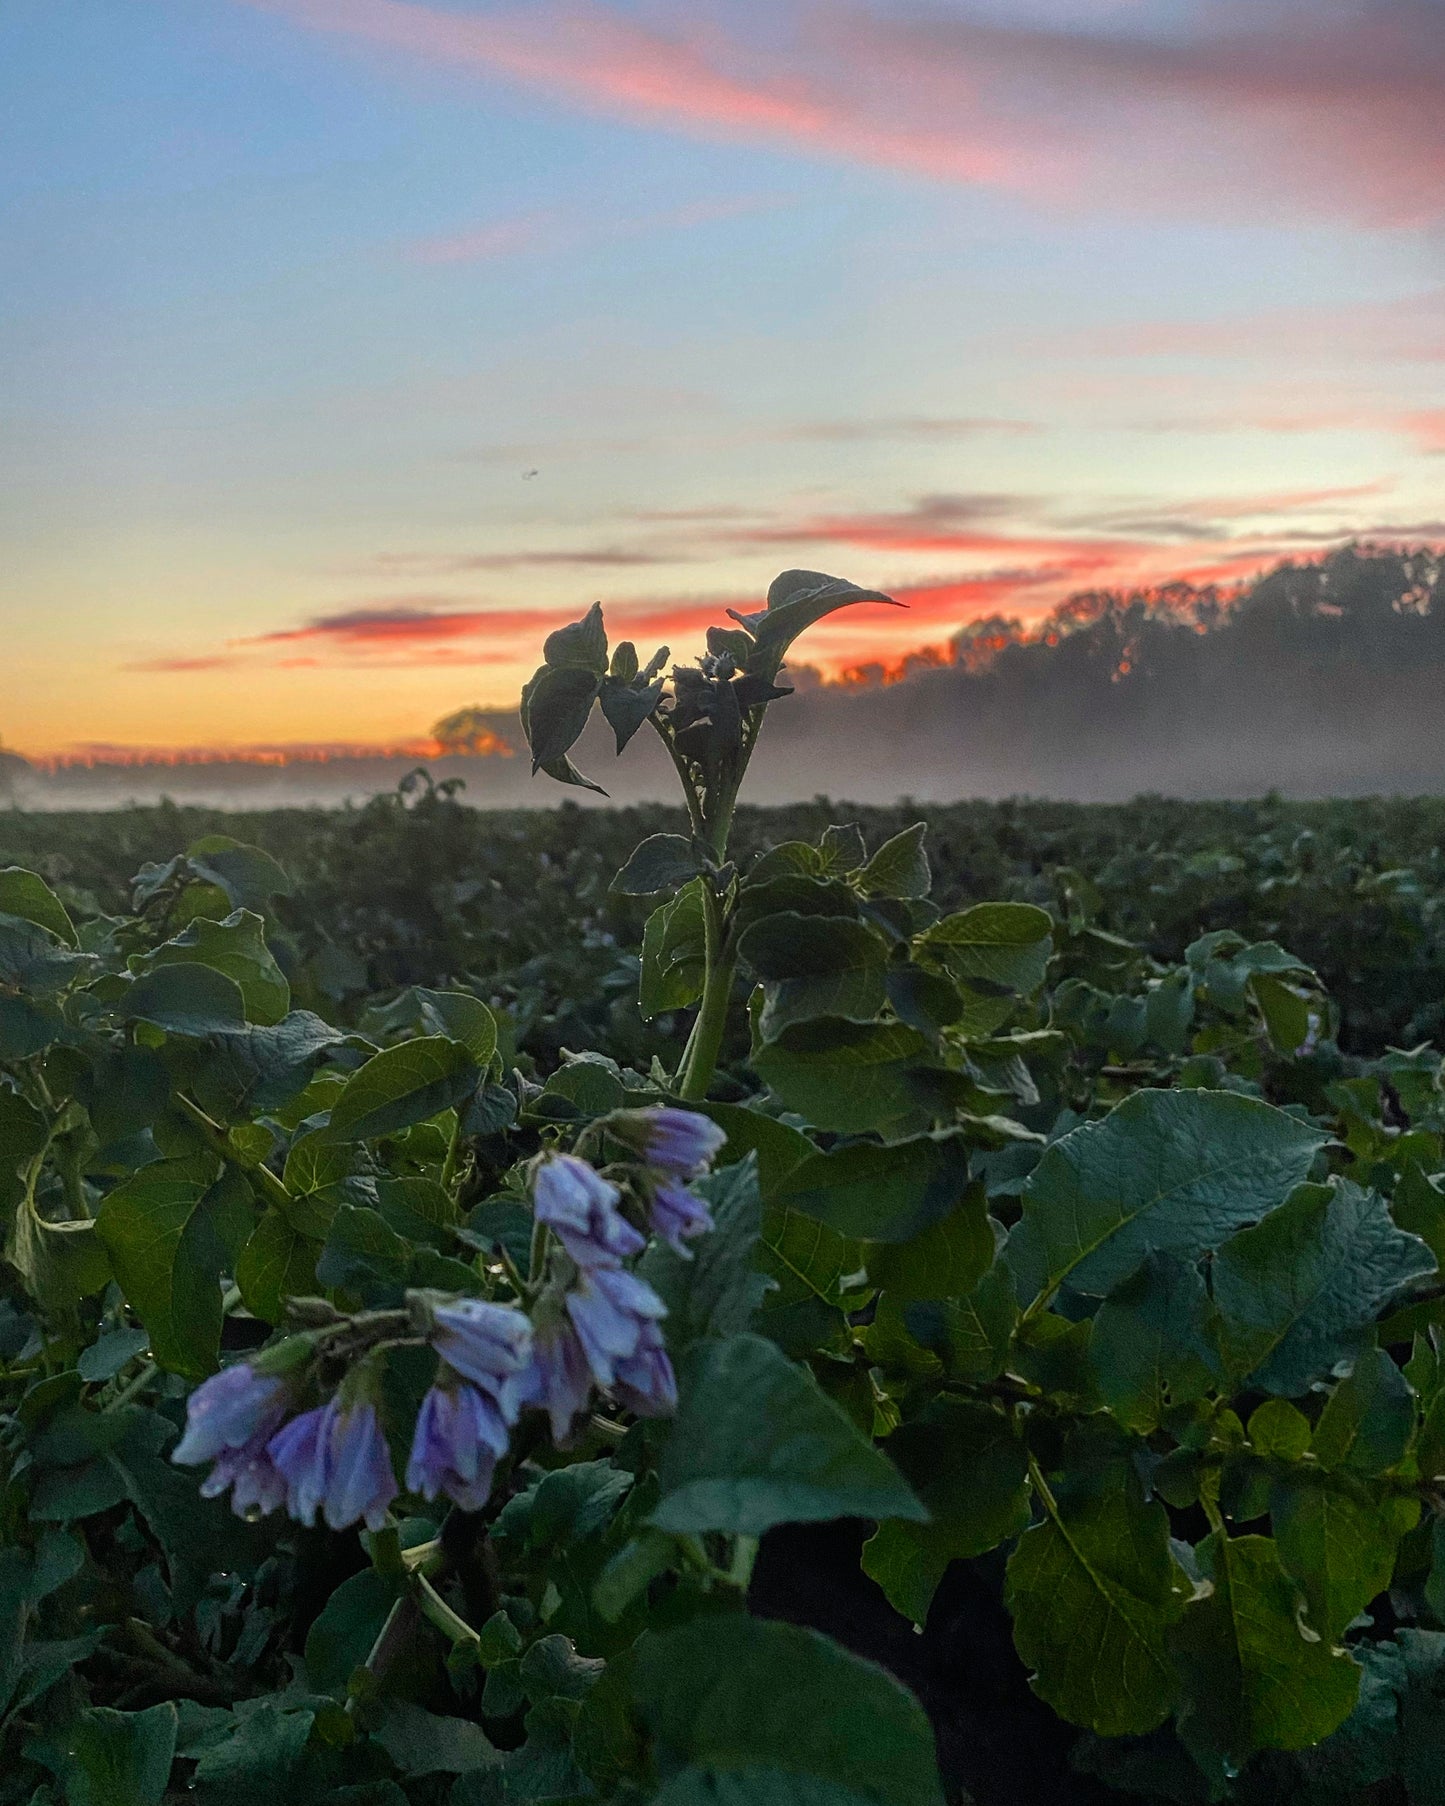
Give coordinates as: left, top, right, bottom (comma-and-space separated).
176, 1094, 293, 1215
440, 1110, 464, 1196
677, 886, 735, 1102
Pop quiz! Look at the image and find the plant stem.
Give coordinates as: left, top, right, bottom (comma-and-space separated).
176, 1093, 293, 1215
677, 884, 735, 1102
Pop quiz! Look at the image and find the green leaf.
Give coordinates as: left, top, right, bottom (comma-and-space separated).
305, 1567, 397, 1696
32, 1702, 177, 1806
770, 1132, 971, 1243
653, 1333, 925, 1536
96, 1161, 253, 1377
1271, 1475, 1417, 1639
123, 961, 248, 1035
184, 836, 292, 912
915, 902, 1053, 993
1089, 1252, 1223, 1433
599, 671, 664, 753
236, 1207, 319, 1325
410, 988, 497, 1064
856, 824, 930, 901
640, 879, 707, 1020
0, 866, 77, 945
78, 1325, 150, 1382
906, 1262, 1017, 1382
0, 913, 91, 993
1311, 1343, 1416, 1474
1006, 1088, 1327, 1305
522, 663, 601, 771
633, 1615, 945, 1806
194, 1011, 351, 1117
543, 600, 608, 673
640, 1156, 771, 1347
321, 1035, 477, 1142
729, 570, 902, 683
756, 1204, 861, 1352
1171, 1532, 1361, 1782
863, 1400, 1030, 1625
373, 1702, 497, 1776
1251, 972, 1315, 1054
1213, 1178, 1435, 1394
741, 913, 888, 1041
132, 910, 289, 1026
613, 834, 708, 895
0, 992, 65, 1057
695, 1102, 814, 1196
752, 1018, 928, 1135
652, 1770, 882, 1806
191, 1702, 315, 1797
1392, 1161, 1445, 1268
864, 1181, 995, 1301
1005, 1459, 1186, 1737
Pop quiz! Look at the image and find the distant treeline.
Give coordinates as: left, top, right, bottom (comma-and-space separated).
6, 543, 1443, 808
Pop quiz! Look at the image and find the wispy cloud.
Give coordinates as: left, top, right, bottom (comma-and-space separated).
1070, 289, 1445, 363
237, 0, 1445, 224
404, 192, 786, 265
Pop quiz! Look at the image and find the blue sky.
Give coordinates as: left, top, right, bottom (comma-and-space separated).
1, 0, 1441, 757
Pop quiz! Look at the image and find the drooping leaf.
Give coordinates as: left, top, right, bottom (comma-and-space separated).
320, 1035, 477, 1142
1311, 1343, 1416, 1475
132, 910, 289, 1026
640, 1156, 770, 1347
863, 1400, 1030, 1625
1271, 1474, 1417, 1639
728, 570, 901, 683
522, 663, 602, 771
31, 1703, 177, 1806
0, 867, 77, 946
1006, 1459, 1187, 1737
639, 879, 707, 1020
613, 834, 709, 895
914, 902, 1053, 994
1213, 1178, 1435, 1394
1006, 1088, 1327, 1306
752, 1018, 928, 1135
770, 1132, 972, 1243
739, 913, 888, 1040
1170, 1532, 1361, 1783
864, 1181, 995, 1300
123, 961, 249, 1036
653, 1333, 925, 1536
633, 1616, 945, 1806
96, 1161, 253, 1377
1089, 1252, 1223, 1432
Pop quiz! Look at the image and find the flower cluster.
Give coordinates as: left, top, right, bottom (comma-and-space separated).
174, 1105, 726, 1529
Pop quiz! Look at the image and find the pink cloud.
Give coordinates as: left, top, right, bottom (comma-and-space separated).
404, 192, 786, 266
1073, 289, 1445, 363
237, 0, 1445, 224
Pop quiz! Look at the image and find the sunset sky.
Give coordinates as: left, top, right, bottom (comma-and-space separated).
2, 0, 1442, 759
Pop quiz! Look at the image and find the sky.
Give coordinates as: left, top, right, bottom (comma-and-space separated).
1, 0, 1442, 761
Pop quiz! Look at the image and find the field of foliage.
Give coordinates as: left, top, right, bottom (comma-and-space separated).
6, 575, 1445, 1806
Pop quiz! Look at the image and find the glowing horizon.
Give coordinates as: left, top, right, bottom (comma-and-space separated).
3, 0, 1442, 761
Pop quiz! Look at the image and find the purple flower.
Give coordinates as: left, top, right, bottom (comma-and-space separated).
613, 1320, 677, 1418
268, 1404, 331, 1526
406, 1382, 505, 1512
429, 1298, 534, 1420
517, 1314, 596, 1444
638, 1107, 727, 1180
200, 1436, 287, 1520
650, 1179, 715, 1259
321, 1398, 398, 1532
533, 1154, 645, 1269
173, 1363, 289, 1468
566, 1266, 669, 1390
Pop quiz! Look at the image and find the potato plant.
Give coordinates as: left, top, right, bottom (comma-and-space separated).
3, 573, 1445, 1804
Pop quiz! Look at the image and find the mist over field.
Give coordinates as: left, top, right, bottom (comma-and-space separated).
11, 544, 1443, 811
